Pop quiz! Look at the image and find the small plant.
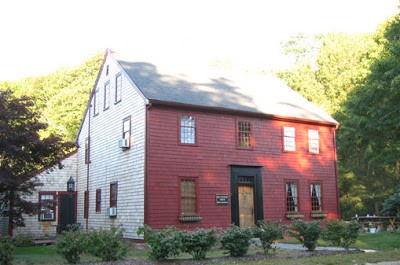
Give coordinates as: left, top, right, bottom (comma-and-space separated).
324, 219, 361, 250
137, 225, 183, 260
55, 225, 85, 264
289, 220, 324, 251
12, 233, 35, 247
0, 236, 14, 265
253, 220, 285, 254
86, 226, 127, 261
220, 225, 253, 257
181, 228, 217, 260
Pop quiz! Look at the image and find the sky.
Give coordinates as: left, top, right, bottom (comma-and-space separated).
0, 0, 398, 81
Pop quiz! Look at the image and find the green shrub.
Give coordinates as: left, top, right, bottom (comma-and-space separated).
324, 219, 361, 250
137, 225, 183, 260
181, 228, 217, 260
0, 236, 14, 265
289, 220, 324, 251
253, 220, 285, 254
12, 233, 35, 247
55, 226, 85, 264
220, 225, 253, 257
86, 227, 127, 261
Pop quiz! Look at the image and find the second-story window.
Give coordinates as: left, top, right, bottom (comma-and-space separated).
93, 88, 99, 116
115, 74, 122, 103
85, 137, 90, 164
237, 120, 252, 148
122, 116, 131, 148
180, 115, 196, 144
308, 129, 320, 154
104, 82, 110, 110
283, 126, 296, 151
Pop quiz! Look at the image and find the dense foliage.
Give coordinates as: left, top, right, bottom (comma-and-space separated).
181, 228, 217, 260
55, 226, 86, 264
252, 220, 285, 254
85, 227, 127, 261
0, 90, 74, 235
289, 220, 324, 251
324, 219, 361, 250
220, 225, 253, 257
278, 15, 400, 219
0, 236, 14, 265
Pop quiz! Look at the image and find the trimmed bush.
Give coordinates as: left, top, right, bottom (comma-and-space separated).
138, 225, 183, 260
55, 226, 85, 264
181, 228, 217, 260
86, 227, 127, 261
0, 236, 14, 265
289, 220, 324, 251
324, 219, 361, 250
253, 220, 285, 254
12, 233, 35, 247
220, 225, 253, 257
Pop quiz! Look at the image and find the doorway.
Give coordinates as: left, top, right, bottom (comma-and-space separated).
58, 192, 76, 233
230, 166, 263, 227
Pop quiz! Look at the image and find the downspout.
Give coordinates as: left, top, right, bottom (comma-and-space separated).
86, 102, 91, 230
333, 128, 340, 219
144, 102, 152, 226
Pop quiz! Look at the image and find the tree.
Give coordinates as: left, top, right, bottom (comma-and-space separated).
0, 90, 74, 235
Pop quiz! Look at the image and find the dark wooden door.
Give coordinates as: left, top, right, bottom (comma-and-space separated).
58, 193, 76, 233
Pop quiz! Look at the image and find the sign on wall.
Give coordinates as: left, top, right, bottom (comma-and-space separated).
216, 194, 229, 205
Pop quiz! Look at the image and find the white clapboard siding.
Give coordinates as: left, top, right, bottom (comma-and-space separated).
13, 153, 77, 239
76, 51, 146, 239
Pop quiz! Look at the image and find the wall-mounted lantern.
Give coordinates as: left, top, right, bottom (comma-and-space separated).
67, 176, 75, 194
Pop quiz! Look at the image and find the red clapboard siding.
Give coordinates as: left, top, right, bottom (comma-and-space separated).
146, 106, 339, 229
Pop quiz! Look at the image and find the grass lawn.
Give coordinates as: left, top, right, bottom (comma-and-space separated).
13, 231, 400, 265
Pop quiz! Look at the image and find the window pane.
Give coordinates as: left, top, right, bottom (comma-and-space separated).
104, 82, 110, 109
181, 179, 196, 215
308, 130, 319, 153
110, 183, 118, 208
283, 127, 296, 151
311, 183, 322, 211
115, 75, 122, 102
180, 115, 196, 144
238, 121, 251, 148
286, 182, 298, 212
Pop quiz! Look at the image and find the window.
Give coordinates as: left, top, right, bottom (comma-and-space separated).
286, 182, 298, 212
106, 65, 109, 76
96, 189, 101, 213
283, 126, 296, 151
180, 178, 197, 216
115, 74, 122, 103
85, 137, 90, 164
93, 88, 99, 116
308, 129, 319, 154
237, 120, 252, 148
122, 116, 131, 147
104, 82, 110, 110
39, 192, 55, 221
180, 115, 196, 144
310, 183, 322, 212
84, 191, 89, 219
110, 182, 118, 208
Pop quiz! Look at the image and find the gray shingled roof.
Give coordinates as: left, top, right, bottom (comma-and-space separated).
111, 50, 338, 125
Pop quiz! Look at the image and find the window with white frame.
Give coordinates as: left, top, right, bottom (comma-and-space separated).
180, 115, 196, 144
122, 116, 131, 147
283, 126, 296, 151
286, 182, 298, 212
39, 192, 55, 221
308, 129, 319, 154
93, 88, 99, 116
104, 82, 110, 110
115, 74, 122, 103
310, 183, 322, 211
237, 120, 252, 148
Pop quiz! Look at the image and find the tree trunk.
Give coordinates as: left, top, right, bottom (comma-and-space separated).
7, 190, 14, 236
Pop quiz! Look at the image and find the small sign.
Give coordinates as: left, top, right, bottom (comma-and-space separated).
216, 194, 229, 205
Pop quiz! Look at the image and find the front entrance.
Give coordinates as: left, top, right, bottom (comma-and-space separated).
230, 166, 263, 227
238, 185, 254, 227
58, 192, 76, 233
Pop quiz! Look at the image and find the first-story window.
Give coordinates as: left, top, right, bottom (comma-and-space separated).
180, 115, 196, 144
308, 129, 320, 154
283, 126, 296, 151
96, 189, 101, 213
286, 182, 298, 212
310, 183, 322, 212
39, 192, 56, 221
110, 182, 118, 208
180, 178, 197, 216
237, 120, 252, 148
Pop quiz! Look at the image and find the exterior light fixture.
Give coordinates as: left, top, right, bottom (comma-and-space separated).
67, 176, 75, 194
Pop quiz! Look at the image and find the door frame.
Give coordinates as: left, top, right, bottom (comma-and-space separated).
57, 191, 78, 233
230, 165, 263, 226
